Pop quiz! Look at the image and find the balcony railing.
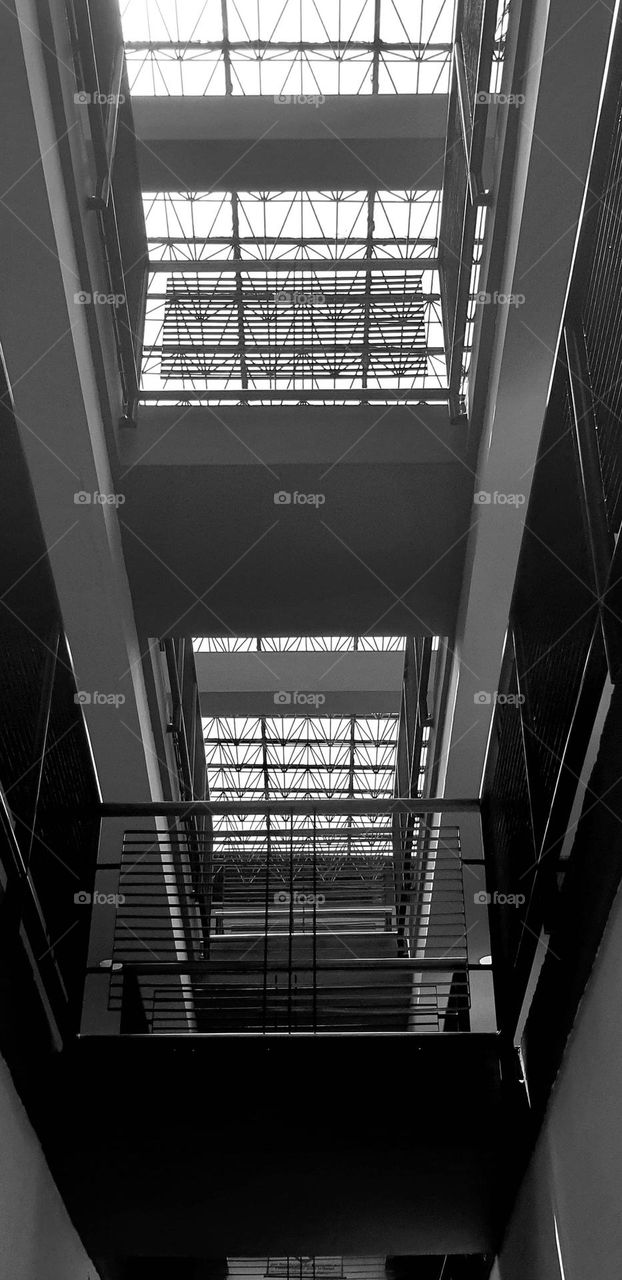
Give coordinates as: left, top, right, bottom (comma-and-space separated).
83, 798, 488, 1036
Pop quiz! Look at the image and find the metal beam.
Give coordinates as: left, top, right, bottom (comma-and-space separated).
129, 95, 454, 189
125, 41, 453, 53
138, 387, 449, 402
146, 344, 444, 356
99, 798, 479, 815
148, 258, 439, 273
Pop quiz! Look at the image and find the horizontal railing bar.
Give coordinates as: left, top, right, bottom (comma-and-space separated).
79, 1030, 475, 1039
113, 928, 464, 938
118, 822, 462, 832
112, 922, 464, 931
150, 988, 465, 999
113, 943, 466, 952
114, 886, 459, 895
111, 925, 463, 933
113, 896, 464, 906
100, 798, 478, 816
149, 1010, 464, 1020
153, 1007, 466, 1015
89, 958, 473, 973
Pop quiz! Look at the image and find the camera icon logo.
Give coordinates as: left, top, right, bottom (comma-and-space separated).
274, 94, 292, 104
274, 490, 292, 505
474, 691, 492, 705
73, 91, 91, 105
74, 890, 92, 905
474, 891, 492, 905
474, 490, 492, 504
74, 291, 91, 305
74, 490, 92, 504
74, 691, 91, 705
274, 891, 291, 904
274, 691, 292, 705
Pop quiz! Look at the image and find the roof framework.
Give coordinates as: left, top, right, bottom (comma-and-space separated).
193, 635, 410, 652
121, 0, 457, 96
126, 1, 506, 407
196, 634, 433, 850
142, 189, 447, 404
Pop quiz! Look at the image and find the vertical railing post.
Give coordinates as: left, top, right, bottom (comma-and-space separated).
262, 808, 271, 1033
312, 808, 318, 1034
287, 810, 294, 1033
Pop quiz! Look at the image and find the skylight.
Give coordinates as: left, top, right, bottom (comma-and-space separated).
121, 0, 457, 96
193, 636, 409, 652
194, 634, 439, 841
204, 714, 399, 801
141, 189, 447, 405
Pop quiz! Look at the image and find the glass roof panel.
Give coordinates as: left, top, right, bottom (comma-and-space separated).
141, 189, 447, 406
202, 710, 401, 833
194, 635, 407, 651
121, 0, 457, 96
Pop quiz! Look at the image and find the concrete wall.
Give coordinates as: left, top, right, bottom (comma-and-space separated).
0, 1054, 100, 1280
496, 873, 622, 1280
118, 406, 472, 639
131, 95, 448, 190
121, 461, 471, 639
